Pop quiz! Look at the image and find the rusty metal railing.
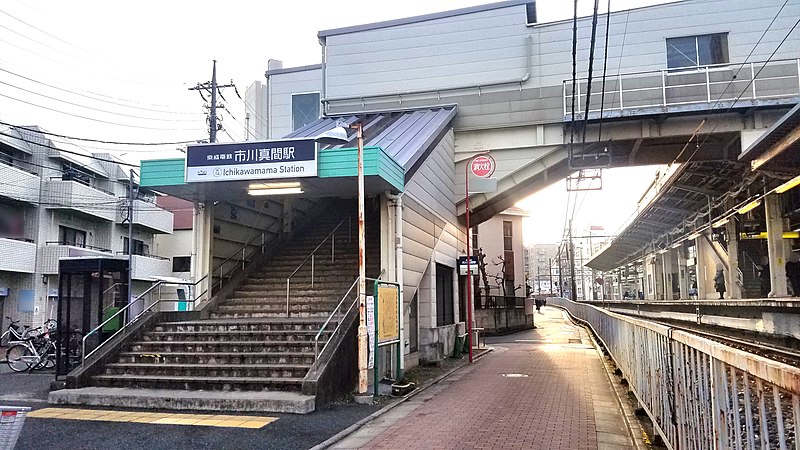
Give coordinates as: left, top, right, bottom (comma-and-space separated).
550, 297, 800, 450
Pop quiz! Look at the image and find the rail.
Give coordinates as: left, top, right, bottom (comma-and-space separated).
313, 270, 385, 360
285, 217, 350, 317
213, 221, 282, 292
563, 58, 800, 119
550, 296, 800, 449
80, 278, 206, 366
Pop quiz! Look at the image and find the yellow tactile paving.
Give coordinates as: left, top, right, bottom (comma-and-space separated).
27, 408, 278, 428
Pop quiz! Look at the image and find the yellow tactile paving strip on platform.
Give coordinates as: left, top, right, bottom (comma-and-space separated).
27, 408, 278, 428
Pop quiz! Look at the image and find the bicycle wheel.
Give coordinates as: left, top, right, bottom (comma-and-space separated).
31, 341, 55, 371
6, 344, 32, 372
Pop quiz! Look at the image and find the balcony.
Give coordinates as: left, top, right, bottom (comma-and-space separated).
118, 199, 173, 234
129, 253, 172, 281
0, 163, 40, 204
0, 238, 36, 273
39, 243, 114, 275
44, 179, 116, 221
564, 58, 800, 121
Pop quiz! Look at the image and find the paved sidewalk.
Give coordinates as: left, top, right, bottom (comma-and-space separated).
331, 307, 636, 450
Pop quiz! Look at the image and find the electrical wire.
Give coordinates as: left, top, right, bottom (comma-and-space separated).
0, 120, 202, 146
0, 67, 204, 117
0, 130, 140, 167
0, 79, 200, 123
0, 92, 201, 132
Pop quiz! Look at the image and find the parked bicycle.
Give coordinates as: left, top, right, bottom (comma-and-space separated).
0, 317, 37, 347
5, 328, 55, 372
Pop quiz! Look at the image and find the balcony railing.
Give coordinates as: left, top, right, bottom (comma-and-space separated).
44, 179, 116, 221
0, 163, 40, 203
117, 199, 173, 234
0, 237, 37, 273
563, 58, 800, 120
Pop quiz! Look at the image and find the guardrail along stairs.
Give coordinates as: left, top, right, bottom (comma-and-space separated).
51, 202, 381, 413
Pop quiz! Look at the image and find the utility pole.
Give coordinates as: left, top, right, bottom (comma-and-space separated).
568, 221, 577, 302
126, 169, 138, 307
189, 60, 237, 143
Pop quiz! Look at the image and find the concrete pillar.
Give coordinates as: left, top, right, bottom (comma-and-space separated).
282, 198, 293, 234
191, 201, 214, 301
725, 215, 742, 299
663, 251, 674, 300
695, 237, 709, 300
654, 254, 665, 300
766, 194, 789, 297
677, 247, 688, 299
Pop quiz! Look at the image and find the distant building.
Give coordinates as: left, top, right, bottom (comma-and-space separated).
0, 125, 173, 330
526, 243, 558, 294
474, 207, 528, 298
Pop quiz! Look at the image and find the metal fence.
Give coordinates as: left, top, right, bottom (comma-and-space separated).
549, 297, 800, 450
563, 58, 800, 120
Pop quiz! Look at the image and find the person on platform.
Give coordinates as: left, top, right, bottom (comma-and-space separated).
786, 252, 800, 296
714, 264, 726, 299
758, 256, 771, 297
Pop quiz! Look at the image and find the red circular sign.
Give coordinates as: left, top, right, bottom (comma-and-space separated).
470, 155, 495, 178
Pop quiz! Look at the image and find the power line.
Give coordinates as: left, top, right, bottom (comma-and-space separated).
189, 60, 237, 143
0, 130, 139, 167
0, 92, 201, 132
0, 79, 199, 123
0, 120, 202, 146
0, 67, 204, 117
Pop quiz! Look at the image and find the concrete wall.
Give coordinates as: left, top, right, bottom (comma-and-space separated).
474, 308, 533, 335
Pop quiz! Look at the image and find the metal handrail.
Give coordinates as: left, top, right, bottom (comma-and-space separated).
563, 57, 800, 116
285, 217, 350, 317
213, 221, 283, 291
313, 270, 386, 360
81, 280, 164, 365
80, 277, 208, 366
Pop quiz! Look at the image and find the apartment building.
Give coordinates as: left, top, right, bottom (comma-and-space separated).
0, 125, 173, 330
526, 243, 558, 294
474, 207, 528, 298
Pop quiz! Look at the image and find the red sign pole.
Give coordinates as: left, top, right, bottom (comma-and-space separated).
465, 151, 491, 364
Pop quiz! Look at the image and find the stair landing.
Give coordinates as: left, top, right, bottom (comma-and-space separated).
48, 386, 315, 414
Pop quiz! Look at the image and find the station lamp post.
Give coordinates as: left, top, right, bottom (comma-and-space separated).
315, 123, 370, 397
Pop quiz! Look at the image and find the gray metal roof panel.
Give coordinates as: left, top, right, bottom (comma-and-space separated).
739, 102, 800, 169
318, 1, 531, 38
284, 106, 456, 175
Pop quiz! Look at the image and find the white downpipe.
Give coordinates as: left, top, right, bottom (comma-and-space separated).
386, 192, 405, 376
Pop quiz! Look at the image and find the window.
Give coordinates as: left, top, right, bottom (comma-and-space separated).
172, 256, 191, 272
291, 92, 320, 131
666, 33, 728, 69
122, 237, 149, 256
59, 226, 86, 247
503, 220, 513, 251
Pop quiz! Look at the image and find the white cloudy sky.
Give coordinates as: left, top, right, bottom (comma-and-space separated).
0, 0, 680, 243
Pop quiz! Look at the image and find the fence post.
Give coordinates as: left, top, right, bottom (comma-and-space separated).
661, 70, 667, 106
751, 62, 757, 99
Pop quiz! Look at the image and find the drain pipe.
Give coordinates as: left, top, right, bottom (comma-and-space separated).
386, 191, 405, 381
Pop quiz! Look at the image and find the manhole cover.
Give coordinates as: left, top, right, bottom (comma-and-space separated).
501, 373, 529, 378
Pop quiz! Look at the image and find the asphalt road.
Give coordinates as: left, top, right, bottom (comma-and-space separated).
0, 364, 382, 450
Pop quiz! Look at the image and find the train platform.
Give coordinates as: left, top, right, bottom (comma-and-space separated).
329, 307, 640, 450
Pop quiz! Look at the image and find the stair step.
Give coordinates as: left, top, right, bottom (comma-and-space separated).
91, 374, 304, 392
129, 340, 319, 353
155, 319, 329, 332
142, 330, 330, 342
117, 351, 316, 365
210, 311, 332, 319
104, 363, 311, 378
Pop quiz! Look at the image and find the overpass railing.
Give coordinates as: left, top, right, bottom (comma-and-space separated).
549, 297, 800, 450
563, 58, 800, 120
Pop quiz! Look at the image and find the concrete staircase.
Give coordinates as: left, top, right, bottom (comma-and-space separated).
51, 203, 379, 413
